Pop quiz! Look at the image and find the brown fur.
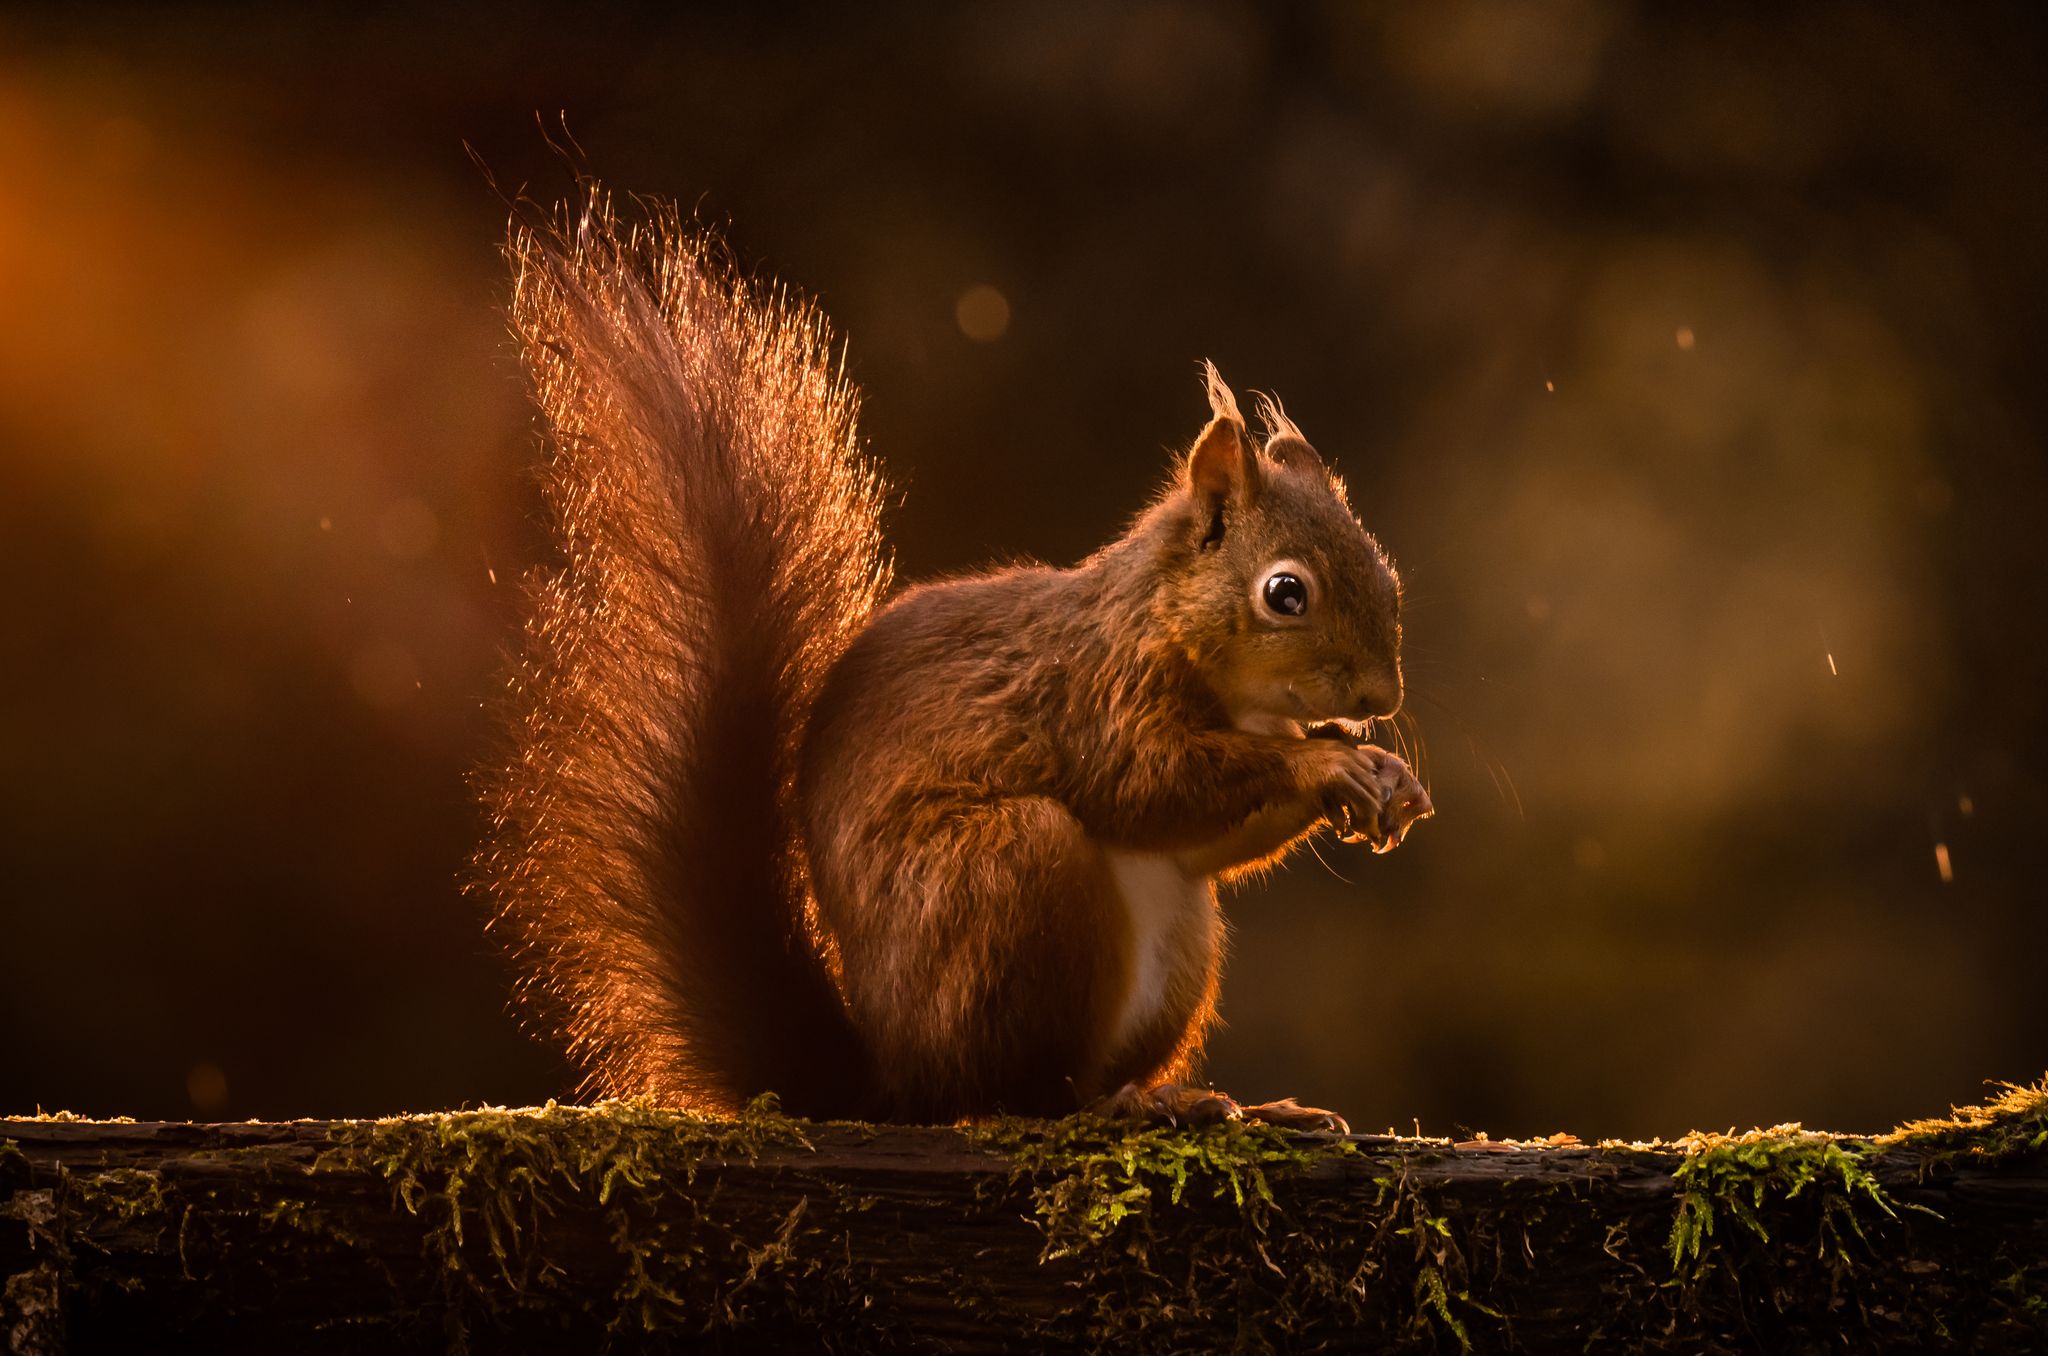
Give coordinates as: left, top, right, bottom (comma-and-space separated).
479, 187, 1424, 1122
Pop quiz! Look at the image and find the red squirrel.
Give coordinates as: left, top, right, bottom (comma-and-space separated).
478, 189, 1432, 1132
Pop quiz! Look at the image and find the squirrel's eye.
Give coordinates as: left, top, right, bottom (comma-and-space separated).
1262, 573, 1309, 618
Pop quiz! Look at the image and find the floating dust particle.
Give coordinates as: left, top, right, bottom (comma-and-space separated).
487, 567, 498, 585
1935, 843, 1953, 884
1676, 326, 1696, 350
1958, 794, 1974, 816
1827, 652, 1838, 676
955, 284, 1011, 342
187, 1062, 228, 1111
1544, 379, 1555, 392
377, 497, 440, 560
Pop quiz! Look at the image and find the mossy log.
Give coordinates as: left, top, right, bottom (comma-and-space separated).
3, 1084, 2046, 1353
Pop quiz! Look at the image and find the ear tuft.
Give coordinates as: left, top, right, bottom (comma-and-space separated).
1252, 390, 1329, 477
1251, 390, 1307, 446
1202, 359, 1244, 425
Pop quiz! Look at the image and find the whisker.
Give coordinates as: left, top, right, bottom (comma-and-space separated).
1493, 754, 1526, 821
1397, 708, 1432, 790
1477, 746, 1510, 805
1379, 713, 1407, 765
1305, 833, 1354, 885
1384, 708, 1412, 774
1410, 688, 1524, 820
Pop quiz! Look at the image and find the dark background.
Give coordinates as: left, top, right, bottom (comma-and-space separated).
4, 2, 2045, 1140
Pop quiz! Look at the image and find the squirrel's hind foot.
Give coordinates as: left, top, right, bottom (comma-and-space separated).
1239, 1097, 1350, 1134
1094, 1081, 1238, 1128
1094, 1083, 1349, 1134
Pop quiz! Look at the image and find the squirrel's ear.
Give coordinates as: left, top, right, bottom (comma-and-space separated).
1251, 392, 1324, 476
1265, 434, 1325, 477
1186, 415, 1260, 524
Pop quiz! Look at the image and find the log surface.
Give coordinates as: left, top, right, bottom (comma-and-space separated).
3, 1106, 2045, 1353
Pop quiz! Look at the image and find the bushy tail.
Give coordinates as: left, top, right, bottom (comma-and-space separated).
476, 187, 890, 1114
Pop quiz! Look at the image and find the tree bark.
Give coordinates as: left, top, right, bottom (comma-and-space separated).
3, 1106, 2044, 1353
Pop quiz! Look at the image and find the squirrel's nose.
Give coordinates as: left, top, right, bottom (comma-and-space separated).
1352, 676, 1402, 720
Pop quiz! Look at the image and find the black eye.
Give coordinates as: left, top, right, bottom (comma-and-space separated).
1262, 572, 1308, 617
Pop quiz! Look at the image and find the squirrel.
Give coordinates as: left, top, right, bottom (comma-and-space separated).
477, 188, 1432, 1133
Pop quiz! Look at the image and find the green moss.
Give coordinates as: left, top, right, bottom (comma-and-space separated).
957, 1078, 2048, 1350
60, 1165, 176, 1279
1643, 1081, 2048, 1345
1664, 1124, 1905, 1277
963, 1115, 1521, 1349
1882, 1074, 2048, 1167
963, 1114, 1340, 1347
318, 1094, 873, 1341
965, 1113, 1327, 1260
1646, 1076, 2048, 1291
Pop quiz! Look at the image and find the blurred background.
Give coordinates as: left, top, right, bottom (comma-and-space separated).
3, 2, 2045, 1140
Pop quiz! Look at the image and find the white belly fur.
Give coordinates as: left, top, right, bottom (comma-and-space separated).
1102, 849, 1210, 1057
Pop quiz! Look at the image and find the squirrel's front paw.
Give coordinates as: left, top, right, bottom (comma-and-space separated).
1327, 746, 1433, 853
